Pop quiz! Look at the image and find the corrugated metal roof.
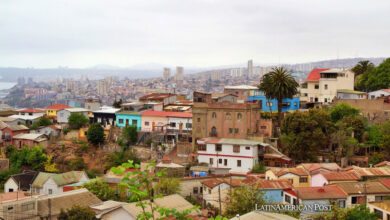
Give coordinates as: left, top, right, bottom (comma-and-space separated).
13, 133, 46, 141
321, 171, 361, 181
201, 178, 241, 188
242, 178, 292, 189
335, 181, 390, 194
352, 167, 390, 177
270, 168, 308, 177
291, 186, 347, 199
32, 171, 87, 188
46, 104, 71, 110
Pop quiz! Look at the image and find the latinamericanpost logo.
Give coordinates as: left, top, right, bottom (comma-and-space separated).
256, 204, 332, 213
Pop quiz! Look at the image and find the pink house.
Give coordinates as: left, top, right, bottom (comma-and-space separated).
141, 110, 170, 132
310, 171, 361, 187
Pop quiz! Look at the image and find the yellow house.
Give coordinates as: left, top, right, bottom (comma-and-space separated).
46, 104, 72, 120
265, 167, 310, 187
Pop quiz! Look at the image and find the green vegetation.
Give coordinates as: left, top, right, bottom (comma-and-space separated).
58, 205, 97, 220
111, 160, 199, 220
87, 123, 105, 145
311, 204, 377, 220
68, 156, 87, 170
83, 179, 117, 201
353, 58, 390, 91
251, 162, 266, 174
155, 178, 181, 195
258, 66, 299, 127
105, 149, 140, 170
122, 125, 138, 148
112, 98, 123, 108
329, 103, 360, 123
30, 117, 53, 129
68, 113, 89, 129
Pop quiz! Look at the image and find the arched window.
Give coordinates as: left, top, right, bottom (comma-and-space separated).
212, 112, 217, 119
237, 113, 242, 120
211, 127, 217, 137
226, 113, 231, 120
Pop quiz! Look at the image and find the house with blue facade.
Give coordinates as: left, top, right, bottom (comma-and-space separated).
243, 178, 293, 203
247, 89, 300, 112
115, 111, 142, 130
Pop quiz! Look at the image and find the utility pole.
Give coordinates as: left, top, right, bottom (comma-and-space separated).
364, 183, 367, 205
218, 186, 222, 215
48, 198, 52, 220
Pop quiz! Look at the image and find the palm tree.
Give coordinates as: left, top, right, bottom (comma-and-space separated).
258, 67, 299, 128
352, 60, 374, 90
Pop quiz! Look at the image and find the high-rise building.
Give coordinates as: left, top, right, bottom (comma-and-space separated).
163, 68, 171, 81
175, 66, 184, 87
98, 80, 106, 96
17, 77, 25, 85
247, 59, 253, 78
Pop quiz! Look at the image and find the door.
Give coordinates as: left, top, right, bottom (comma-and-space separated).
179, 123, 183, 132
126, 119, 129, 126
152, 122, 155, 131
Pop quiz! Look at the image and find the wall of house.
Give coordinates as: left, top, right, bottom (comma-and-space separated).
100, 207, 136, 220
263, 189, 284, 203
337, 92, 367, 100
141, 116, 168, 132
116, 114, 141, 129
311, 174, 328, 187
334, 99, 390, 123
368, 203, 390, 220
346, 194, 390, 208
223, 89, 252, 102
42, 177, 63, 195
0, 197, 38, 220
300, 81, 320, 103
4, 178, 18, 192
202, 183, 231, 213
368, 90, 390, 99
167, 117, 192, 132
57, 110, 88, 123
197, 143, 257, 173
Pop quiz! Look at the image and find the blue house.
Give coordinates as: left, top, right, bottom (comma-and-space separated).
247, 89, 300, 112
115, 111, 142, 130
244, 178, 293, 203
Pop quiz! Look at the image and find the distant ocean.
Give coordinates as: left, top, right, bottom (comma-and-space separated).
0, 82, 16, 98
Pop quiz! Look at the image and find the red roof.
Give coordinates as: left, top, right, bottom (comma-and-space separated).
46, 104, 72, 110
141, 110, 192, 118
321, 171, 361, 181
242, 178, 292, 189
379, 179, 390, 189
201, 178, 242, 188
48, 125, 61, 130
0, 191, 31, 202
19, 108, 45, 113
375, 161, 390, 167
306, 68, 330, 82
289, 186, 347, 200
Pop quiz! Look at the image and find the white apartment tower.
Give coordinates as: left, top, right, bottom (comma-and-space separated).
175, 66, 184, 87
163, 68, 171, 81
247, 59, 253, 78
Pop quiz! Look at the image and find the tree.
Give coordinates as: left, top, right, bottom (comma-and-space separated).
58, 205, 97, 220
44, 155, 59, 173
225, 185, 266, 218
9, 145, 49, 170
111, 161, 198, 220
329, 103, 360, 123
365, 58, 390, 91
112, 99, 123, 108
83, 179, 117, 201
281, 109, 334, 162
369, 152, 385, 166
31, 117, 53, 129
251, 162, 266, 174
155, 178, 180, 195
68, 156, 87, 170
311, 204, 377, 220
87, 123, 105, 145
352, 60, 375, 90
105, 149, 140, 170
68, 113, 89, 129
258, 67, 299, 127
122, 125, 138, 147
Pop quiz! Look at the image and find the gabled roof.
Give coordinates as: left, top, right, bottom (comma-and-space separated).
59, 108, 89, 113
318, 171, 361, 181
289, 186, 347, 199
348, 166, 390, 177
242, 178, 292, 189
298, 163, 341, 173
379, 179, 390, 189
13, 133, 47, 141
9, 171, 39, 191
32, 171, 87, 188
306, 68, 330, 82
201, 178, 242, 188
269, 167, 308, 177
18, 108, 46, 113
46, 104, 72, 110
7, 125, 29, 131
375, 161, 390, 167
335, 181, 390, 194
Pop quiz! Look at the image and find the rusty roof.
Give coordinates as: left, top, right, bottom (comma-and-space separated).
270, 168, 308, 177
335, 181, 390, 195
201, 178, 241, 188
375, 161, 390, 167
351, 167, 390, 177
320, 171, 361, 181
242, 178, 292, 189
139, 93, 176, 100
379, 179, 390, 189
291, 186, 347, 199
298, 163, 341, 173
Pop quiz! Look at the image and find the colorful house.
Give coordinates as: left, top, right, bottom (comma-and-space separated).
115, 111, 142, 129
45, 104, 72, 120
310, 171, 361, 187
242, 178, 293, 203
141, 110, 170, 132
265, 167, 310, 187
247, 89, 300, 112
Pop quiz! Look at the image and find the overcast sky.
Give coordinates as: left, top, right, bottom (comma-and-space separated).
1, 0, 389, 68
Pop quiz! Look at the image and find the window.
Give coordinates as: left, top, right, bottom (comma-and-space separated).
224, 159, 227, 166
186, 123, 192, 128
48, 189, 53, 194
288, 179, 294, 184
237, 160, 241, 167
315, 84, 319, 89
229, 128, 233, 134
29, 113, 33, 116
243, 91, 247, 95
209, 158, 213, 165
325, 98, 328, 103
211, 127, 217, 137
375, 196, 386, 201
145, 121, 149, 126
339, 200, 346, 208
324, 84, 328, 90
294, 102, 297, 106
8, 188, 13, 192
197, 145, 207, 151
266, 102, 273, 107
197, 118, 200, 122
351, 196, 364, 204
212, 112, 217, 118
233, 145, 240, 153
285, 194, 291, 203
234, 128, 239, 134
245, 146, 250, 150
226, 113, 231, 119
219, 159, 222, 164
208, 189, 211, 194
215, 144, 222, 151
7, 206, 13, 211
260, 126, 267, 129
235, 91, 239, 95
237, 113, 242, 120
119, 119, 124, 124
193, 187, 198, 194
21, 202, 35, 211
170, 122, 176, 127
299, 177, 308, 183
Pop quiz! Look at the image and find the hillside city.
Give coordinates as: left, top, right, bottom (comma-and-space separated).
0, 57, 389, 220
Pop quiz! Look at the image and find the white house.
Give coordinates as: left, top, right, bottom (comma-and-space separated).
4, 171, 39, 192
30, 125, 61, 137
167, 112, 192, 133
196, 138, 264, 174
32, 171, 89, 195
201, 178, 241, 212
10, 108, 46, 125
57, 108, 89, 123
368, 89, 390, 99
